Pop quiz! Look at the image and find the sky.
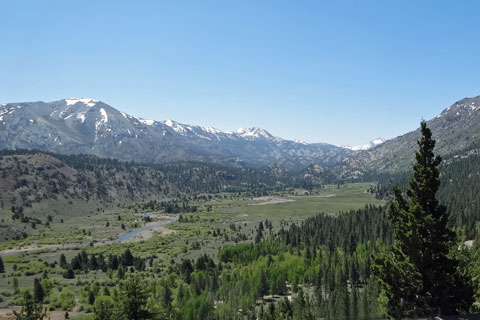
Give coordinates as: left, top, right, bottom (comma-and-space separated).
1, 1, 480, 146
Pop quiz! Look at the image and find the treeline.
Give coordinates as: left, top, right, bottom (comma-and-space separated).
0, 150, 340, 210
59, 249, 146, 279
439, 150, 480, 237
136, 199, 198, 214
370, 147, 480, 238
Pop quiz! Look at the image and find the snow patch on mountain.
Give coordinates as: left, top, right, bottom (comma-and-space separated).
344, 138, 384, 151
65, 98, 99, 107
95, 108, 109, 131
294, 139, 308, 145
236, 127, 272, 139
163, 119, 196, 135
76, 113, 87, 123
139, 119, 155, 126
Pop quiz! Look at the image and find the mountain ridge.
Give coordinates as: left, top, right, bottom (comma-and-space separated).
0, 98, 354, 168
336, 95, 480, 179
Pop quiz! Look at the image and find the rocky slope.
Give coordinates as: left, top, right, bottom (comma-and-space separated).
337, 95, 480, 179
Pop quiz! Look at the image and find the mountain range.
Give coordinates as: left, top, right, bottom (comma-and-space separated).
0, 98, 358, 169
1, 95, 479, 177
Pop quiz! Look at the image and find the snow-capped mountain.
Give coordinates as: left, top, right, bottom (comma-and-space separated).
343, 138, 385, 151
0, 98, 354, 168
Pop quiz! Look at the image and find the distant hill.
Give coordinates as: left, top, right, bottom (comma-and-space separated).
0, 150, 336, 242
0, 151, 291, 208
0, 98, 353, 168
0, 149, 338, 209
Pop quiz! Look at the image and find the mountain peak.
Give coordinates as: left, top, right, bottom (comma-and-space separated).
436, 96, 480, 119
63, 98, 99, 107
236, 127, 272, 139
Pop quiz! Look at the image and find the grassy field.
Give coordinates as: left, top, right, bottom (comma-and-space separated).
0, 183, 384, 316
230, 183, 384, 220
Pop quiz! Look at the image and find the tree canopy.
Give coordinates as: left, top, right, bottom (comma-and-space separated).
373, 121, 473, 318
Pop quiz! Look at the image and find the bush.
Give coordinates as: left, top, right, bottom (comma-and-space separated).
63, 268, 75, 279
60, 289, 76, 310
0, 289, 12, 297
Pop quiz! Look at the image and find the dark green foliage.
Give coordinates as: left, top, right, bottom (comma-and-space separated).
59, 254, 67, 269
88, 291, 96, 305
219, 239, 286, 265
0, 256, 4, 273
371, 143, 480, 239
93, 296, 115, 320
215, 204, 390, 319
119, 276, 151, 320
373, 121, 473, 317
160, 281, 172, 310
33, 278, 45, 303
65, 249, 145, 274
123, 249, 134, 267
13, 291, 47, 320
278, 204, 392, 253
63, 268, 75, 279
439, 150, 480, 237
180, 292, 213, 320
258, 268, 268, 297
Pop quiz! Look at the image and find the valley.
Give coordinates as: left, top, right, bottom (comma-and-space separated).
0, 182, 383, 319
1, 96, 480, 320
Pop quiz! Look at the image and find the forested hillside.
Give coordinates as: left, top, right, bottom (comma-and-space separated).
369, 145, 480, 238
0, 149, 343, 212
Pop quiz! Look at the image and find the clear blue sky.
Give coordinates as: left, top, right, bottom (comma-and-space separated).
2, 1, 480, 145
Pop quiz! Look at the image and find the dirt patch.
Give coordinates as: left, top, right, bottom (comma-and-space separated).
0, 244, 60, 257
312, 194, 336, 198
124, 226, 176, 243
250, 197, 295, 206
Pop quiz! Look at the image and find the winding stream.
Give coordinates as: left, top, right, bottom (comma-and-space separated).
0, 214, 178, 257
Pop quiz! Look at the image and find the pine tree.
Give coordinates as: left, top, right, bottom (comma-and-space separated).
33, 278, 45, 303
160, 281, 172, 310
120, 276, 150, 320
373, 121, 472, 318
258, 268, 268, 297
13, 277, 19, 294
63, 268, 75, 279
89, 291, 96, 305
93, 295, 114, 320
13, 291, 47, 320
0, 256, 4, 273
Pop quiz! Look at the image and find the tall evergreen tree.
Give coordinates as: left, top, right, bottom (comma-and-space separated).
13, 291, 47, 320
373, 121, 472, 318
0, 256, 4, 273
59, 254, 67, 269
119, 276, 151, 320
93, 296, 115, 320
33, 278, 45, 303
